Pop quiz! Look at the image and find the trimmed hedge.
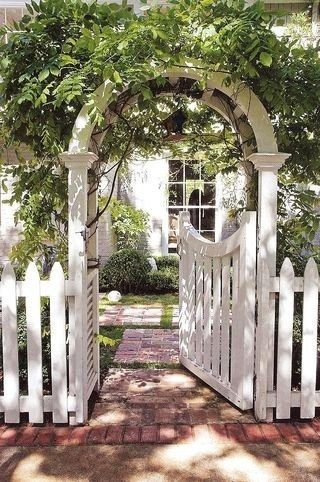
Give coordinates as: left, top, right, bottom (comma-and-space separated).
155, 255, 179, 270
99, 249, 151, 294
146, 266, 179, 294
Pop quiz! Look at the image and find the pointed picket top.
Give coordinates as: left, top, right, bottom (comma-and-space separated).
280, 257, 295, 278
304, 257, 319, 281
50, 262, 65, 283
25, 261, 40, 281
1, 262, 16, 283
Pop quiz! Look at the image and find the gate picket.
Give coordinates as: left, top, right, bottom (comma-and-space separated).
211, 258, 221, 378
50, 263, 68, 423
1, 264, 19, 423
25, 262, 43, 423
186, 248, 196, 360
230, 251, 241, 392
301, 258, 319, 418
276, 258, 295, 419
203, 257, 212, 372
221, 256, 231, 383
178, 211, 256, 411
195, 252, 204, 367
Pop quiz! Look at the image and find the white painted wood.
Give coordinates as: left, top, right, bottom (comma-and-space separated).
230, 250, 241, 392
179, 212, 190, 358
50, 263, 68, 423
1, 264, 19, 423
301, 259, 319, 418
186, 248, 196, 361
60, 153, 97, 424
255, 261, 270, 421
195, 252, 204, 367
221, 256, 231, 383
276, 258, 295, 419
239, 211, 256, 409
203, 257, 212, 372
25, 262, 43, 424
211, 258, 221, 378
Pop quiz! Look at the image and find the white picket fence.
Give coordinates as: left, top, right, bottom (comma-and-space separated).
255, 257, 320, 420
0, 262, 99, 424
179, 211, 256, 411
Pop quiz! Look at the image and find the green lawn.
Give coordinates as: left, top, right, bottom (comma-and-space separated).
99, 292, 178, 328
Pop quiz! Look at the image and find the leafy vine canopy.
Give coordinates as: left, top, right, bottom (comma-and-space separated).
0, 0, 319, 266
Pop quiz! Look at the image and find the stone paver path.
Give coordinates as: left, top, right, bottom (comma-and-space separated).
100, 304, 179, 327
114, 329, 179, 364
90, 367, 255, 427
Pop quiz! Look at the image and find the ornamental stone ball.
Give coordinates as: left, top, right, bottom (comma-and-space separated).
108, 291, 122, 303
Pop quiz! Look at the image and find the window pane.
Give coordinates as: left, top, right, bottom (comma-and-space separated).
168, 209, 179, 246
169, 160, 183, 182
186, 180, 203, 206
185, 162, 199, 181
188, 208, 200, 231
168, 184, 183, 206
201, 209, 215, 231
202, 184, 216, 206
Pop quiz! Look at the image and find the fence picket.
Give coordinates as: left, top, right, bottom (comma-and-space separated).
211, 258, 221, 377
301, 258, 319, 418
25, 262, 43, 423
276, 258, 295, 419
221, 256, 231, 383
50, 263, 68, 423
203, 257, 212, 372
230, 251, 241, 392
186, 249, 196, 360
195, 253, 204, 366
1, 264, 19, 423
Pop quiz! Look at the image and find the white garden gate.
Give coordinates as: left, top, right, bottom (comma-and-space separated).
179, 211, 256, 410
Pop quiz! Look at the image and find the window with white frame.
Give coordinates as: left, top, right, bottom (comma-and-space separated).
265, 2, 312, 26
168, 159, 216, 252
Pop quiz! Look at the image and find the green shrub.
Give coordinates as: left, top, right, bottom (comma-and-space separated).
146, 266, 179, 294
99, 249, 151, 294
155, 255, 179, 270
109, 199, 150, 250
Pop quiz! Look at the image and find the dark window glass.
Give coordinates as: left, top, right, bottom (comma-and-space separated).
169, 184, 183, 206
169, 160, 183, 182
202, 184, 216, 206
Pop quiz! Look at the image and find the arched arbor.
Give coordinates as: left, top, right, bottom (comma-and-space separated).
60, 58, 290, 423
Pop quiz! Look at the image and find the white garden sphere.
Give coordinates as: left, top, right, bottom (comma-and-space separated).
108, 291, 122, 303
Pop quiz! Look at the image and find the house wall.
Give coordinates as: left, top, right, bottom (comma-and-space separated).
118, 157, 169, 256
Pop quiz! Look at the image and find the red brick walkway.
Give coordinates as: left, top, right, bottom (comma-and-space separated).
114, 329, 179, 364
0, 421, 319, 447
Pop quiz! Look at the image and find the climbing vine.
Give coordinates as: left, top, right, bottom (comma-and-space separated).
0, 0, 319, 266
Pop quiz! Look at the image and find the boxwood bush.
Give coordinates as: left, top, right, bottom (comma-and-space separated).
155, 255, 179, 270
99, 249, 151, 294
146, 266, 179, 294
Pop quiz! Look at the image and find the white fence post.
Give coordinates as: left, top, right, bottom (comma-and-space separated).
178, 212, 190, 359
60, 151, 98, 424
254, 261, 270, 421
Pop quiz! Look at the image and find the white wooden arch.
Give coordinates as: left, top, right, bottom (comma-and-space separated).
67, 58, 278, 155
59, 58, 290, 424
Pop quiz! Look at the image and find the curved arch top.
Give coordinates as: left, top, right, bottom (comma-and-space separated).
68, 58, 278, 155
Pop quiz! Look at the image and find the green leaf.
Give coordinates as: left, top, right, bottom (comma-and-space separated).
38, 69, 50, 82
259, 52, 273, 67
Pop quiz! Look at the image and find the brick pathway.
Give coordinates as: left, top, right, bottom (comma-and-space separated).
90, 368, 255, 426
114, 329, 179, 364
100, 305, 179, 327
0, 421, 319, 447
